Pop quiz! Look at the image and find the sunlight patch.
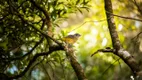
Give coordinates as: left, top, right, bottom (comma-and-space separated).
102, 38, 107, 46
118, 24, 123, 31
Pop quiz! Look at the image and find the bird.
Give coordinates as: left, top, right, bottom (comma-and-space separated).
62, 33, 81, 44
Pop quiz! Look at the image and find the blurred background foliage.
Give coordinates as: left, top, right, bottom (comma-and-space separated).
0, 0, 142, 80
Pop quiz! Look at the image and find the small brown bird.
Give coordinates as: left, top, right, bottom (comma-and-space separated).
62, 33, 81, 44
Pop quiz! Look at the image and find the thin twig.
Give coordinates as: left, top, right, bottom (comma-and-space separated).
91, 48, 115, 57
101, 58, 120, 76
41, 60, 52, 80
132, 0, 142, 15
9, 46, 64, 79
10, 38, 44, 60
110, 12, 142, 22
70, 19, 107, 32
56, 53, 66, 80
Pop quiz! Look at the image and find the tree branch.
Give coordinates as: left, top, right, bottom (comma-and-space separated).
10, 38, 44, 60
10, 15, 46, 61
104, 0, 141, 76
11, 5, 61, 46
91, 47, 115, 57
64, 46, 87, 80
29, 0, 53, 36
111, 13, 142, 22
132, 0, 142, 16
9, 45, 64, 79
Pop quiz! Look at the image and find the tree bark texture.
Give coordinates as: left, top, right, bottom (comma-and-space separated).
65, 46, 88, 80
104, 0, 141, 77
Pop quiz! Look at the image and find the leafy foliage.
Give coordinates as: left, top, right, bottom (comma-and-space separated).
0, 0, 90, 79
1, 0, 142, 80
